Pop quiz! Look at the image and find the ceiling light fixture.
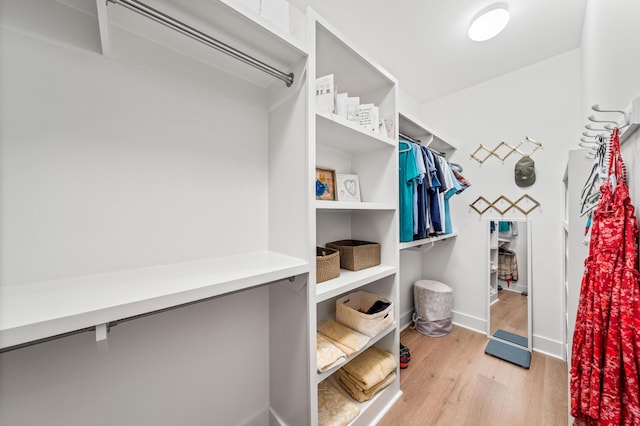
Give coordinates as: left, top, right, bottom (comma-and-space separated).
468, 3, 510, 42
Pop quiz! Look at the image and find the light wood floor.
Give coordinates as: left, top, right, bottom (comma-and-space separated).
378, 326, 568, 426
490, 289, 528, 337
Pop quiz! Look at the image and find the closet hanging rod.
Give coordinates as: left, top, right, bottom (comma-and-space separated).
399, 131, 420, 144
106, 0, 295, 87
398, 132, 446, 157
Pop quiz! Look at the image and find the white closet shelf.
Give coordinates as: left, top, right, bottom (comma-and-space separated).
315, 322, 397, 384
316, 200, 395, 211
398, 232, 459, 250
0, 251, 308, 349
315, 264, 396, 303
316, 111, 395, 154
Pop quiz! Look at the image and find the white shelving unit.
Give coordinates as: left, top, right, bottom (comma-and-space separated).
307, 9, 401, 425
1, 1, 310, 425
489, 222, 500, 306
397, 112, 459, 329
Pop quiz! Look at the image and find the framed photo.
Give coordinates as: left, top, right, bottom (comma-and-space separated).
316, 167, 336, 200
336, 174, 361, 202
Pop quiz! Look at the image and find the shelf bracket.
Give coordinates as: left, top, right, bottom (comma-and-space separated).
96, 323, 109, 353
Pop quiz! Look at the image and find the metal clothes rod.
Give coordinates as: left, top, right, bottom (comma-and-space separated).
398, 132, 446, 157
107, 0, 294, 87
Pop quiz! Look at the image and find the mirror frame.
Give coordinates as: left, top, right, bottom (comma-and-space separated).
486, 218, 533, 352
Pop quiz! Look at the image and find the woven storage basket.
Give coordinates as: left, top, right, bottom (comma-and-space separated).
336, 291, 394, 338
326, 240, 380, 271
316, 247, 340, 283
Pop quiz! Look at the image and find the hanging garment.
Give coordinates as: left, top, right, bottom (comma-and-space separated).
411, 143, 426, 236
570, 128, 640, 426
498, 247, 518, 287
423, 148, 443, 234
399, 141, 418, 242
416, 148, 429, 239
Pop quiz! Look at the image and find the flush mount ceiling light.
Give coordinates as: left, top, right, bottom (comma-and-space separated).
468, 3, 510, 42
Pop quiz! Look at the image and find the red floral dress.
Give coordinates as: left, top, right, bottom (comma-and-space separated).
570, 128, 640, 425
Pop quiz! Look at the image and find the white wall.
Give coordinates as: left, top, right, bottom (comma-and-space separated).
415, 50, 582, 357
0, 7, 276, 424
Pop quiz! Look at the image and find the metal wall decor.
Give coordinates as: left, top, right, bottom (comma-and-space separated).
471, 136, 542, 164
470, 194, 541, 216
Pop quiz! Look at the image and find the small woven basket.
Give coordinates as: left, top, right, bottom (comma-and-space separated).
316, 247, 340, 283
326, 240, 380, 271
336, 291, 394, 338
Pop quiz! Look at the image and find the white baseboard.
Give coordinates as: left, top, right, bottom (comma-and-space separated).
532, 334, 565, 360
451, 310, 486, 334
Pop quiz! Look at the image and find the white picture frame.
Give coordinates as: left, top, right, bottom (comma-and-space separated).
336, 174, 361, 202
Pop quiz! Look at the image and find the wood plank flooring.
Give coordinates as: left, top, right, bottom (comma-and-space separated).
378, 326, 568, 426
490, 289, 528, 337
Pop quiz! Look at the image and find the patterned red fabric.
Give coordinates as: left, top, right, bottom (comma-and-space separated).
570, 128, 640, 425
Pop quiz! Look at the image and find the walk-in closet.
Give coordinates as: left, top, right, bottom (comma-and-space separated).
2, 1, 639, 425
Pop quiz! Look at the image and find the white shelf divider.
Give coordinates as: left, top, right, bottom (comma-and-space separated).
316, 200, 395, 211
315, 264, 396, 303
399, 232, 459, 251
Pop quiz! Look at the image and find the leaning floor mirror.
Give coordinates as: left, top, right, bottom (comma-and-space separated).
485, 218, 532, 368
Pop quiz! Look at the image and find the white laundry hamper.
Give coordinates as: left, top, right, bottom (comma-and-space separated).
412, 280, 453, 337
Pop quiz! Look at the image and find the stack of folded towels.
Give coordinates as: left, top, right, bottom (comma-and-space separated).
336, 346, 397, 402
316, 320, 370, 372
317, 380, 361, 426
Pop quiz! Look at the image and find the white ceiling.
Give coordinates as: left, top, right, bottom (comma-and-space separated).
286, 0, 587, 103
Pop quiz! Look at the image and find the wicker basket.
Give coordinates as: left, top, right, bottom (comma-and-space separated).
316, 247, 340, 283
336, 291, 394, 338
326, 240, 380, 271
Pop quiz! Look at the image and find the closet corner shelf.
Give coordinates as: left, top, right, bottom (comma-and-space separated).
399, 232, 458, 251
315, 264, 396, 302
315, 321, 397, 384
0, 251, 308, 350
315, 200, 395, 212
316, 111, 395, 154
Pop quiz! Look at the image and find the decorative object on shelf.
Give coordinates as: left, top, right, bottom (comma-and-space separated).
336, 174, 361, 202
359, 103, 379, 134
470, 136, 542, 164
326, 240, 380, 271
514, 156, 536, 187
336, 291, 394, 338
316, 247, 340, 283
315, 74, 335, 114
470, 194, 541, 216
316, 167, 336, 200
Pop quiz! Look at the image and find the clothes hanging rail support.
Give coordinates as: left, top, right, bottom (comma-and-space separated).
106, 0, 294, 87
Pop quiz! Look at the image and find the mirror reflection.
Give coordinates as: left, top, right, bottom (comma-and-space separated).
488, 219, 531, 350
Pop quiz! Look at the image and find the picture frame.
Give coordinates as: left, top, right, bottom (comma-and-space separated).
336, 173, 361, 202
316, 167, 336, 200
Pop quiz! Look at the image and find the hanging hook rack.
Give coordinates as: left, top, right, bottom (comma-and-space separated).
470, 136, 542, 164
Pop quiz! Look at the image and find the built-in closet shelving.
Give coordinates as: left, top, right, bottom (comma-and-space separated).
307, 9, 401, 425
1, 1, 310, 425
489, 223, 500, 305
397, 113, 459, 328
488, 226, 512, 305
